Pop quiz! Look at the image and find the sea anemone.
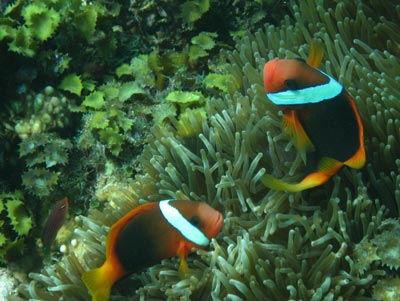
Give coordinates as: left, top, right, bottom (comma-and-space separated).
10, 0, 400, 300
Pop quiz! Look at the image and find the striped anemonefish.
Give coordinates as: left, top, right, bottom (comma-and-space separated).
82, 199, 224, 301
261, 43, 365, 192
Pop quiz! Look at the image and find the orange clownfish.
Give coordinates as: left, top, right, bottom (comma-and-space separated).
261, 43, 365, 192
82, 199, 224, 301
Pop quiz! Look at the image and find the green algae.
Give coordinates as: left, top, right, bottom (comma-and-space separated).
58, 74, 83, 96
0, 191, 33, 264
19, 133, 72, 197
22, 3, 60, 42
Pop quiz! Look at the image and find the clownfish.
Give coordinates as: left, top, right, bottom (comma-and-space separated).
82, 199, 224, 301
261, 42, 365, 192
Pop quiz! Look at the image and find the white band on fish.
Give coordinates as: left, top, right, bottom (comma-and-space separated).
159, 200, 210, 246
266, 70, 343, 105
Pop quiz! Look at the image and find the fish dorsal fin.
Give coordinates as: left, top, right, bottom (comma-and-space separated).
307, 40, 324, 68
282, 110, 315, 153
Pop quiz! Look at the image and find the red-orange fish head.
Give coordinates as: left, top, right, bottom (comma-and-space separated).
195, 202, 224, 239
263, 58, 329, 94
172, 201, 224, 242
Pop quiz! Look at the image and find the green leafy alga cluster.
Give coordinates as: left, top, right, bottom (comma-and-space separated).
75, 79, 148, 156
180, 0, 210, 23
69, 38, 222, 156
0, 0, 116, 57
0, 191, 33, 264
83, 90, 135, 156
19, 133, 72, 197
1, 1, 60, 57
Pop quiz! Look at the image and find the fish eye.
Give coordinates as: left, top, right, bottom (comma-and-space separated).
284, 79, 299, 90
189, 216, 201, 227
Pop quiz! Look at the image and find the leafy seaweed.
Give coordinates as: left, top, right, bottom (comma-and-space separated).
59, 74, 83, 96
19, 133, 72, 197
0, 191, 33, 264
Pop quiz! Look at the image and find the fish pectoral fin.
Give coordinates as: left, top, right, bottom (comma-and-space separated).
177, 241, 190, 277
282, 111, 315, 153
179, 256, 189, 277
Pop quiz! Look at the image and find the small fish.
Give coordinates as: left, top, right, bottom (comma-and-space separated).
261, 42, 365, 192
41, 197, 69, 255
82, 200, 224, 301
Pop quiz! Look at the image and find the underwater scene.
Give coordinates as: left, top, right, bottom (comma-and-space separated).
0, 0, 399, 300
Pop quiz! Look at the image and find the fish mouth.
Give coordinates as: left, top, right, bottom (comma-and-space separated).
214, 212, 224, 234
264, 59, 279, 90
203, 210, 224, 240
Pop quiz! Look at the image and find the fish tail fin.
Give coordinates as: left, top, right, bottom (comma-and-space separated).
260, 173, 315, 192
261, 157, 344, 192
317, 157, 344, 175
82, 260, 123, 301
344, 146, 366, 169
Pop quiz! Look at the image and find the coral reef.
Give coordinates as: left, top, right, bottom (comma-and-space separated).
14, 86, 71, 139
0, 85, 73, 199
0, 0, 287, 271
0, 268, 19, 301
7, 0, 400, 300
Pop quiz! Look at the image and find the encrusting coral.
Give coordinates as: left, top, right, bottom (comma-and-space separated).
14, 86, 71, 140
9, 0, 400, 300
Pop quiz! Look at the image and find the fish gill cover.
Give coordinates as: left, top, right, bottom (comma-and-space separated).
6, 0, 400, 300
